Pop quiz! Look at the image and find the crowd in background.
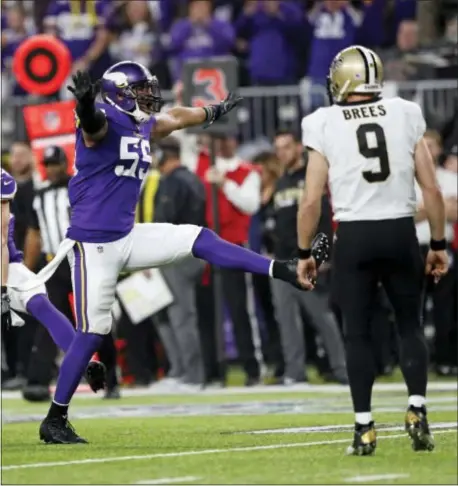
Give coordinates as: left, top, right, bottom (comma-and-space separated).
1, 0, 457, 398
2, 0, 457, 94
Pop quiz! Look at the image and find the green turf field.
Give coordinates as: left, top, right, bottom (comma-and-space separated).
1, 380, 457, 485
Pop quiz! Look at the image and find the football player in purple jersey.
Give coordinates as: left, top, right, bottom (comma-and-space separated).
0, 168, 106, 394
21, 62, 329, 444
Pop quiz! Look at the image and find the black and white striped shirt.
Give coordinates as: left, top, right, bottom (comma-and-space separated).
30, 178, 70, 255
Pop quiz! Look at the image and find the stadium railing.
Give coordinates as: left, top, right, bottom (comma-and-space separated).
1, 79, 456, 148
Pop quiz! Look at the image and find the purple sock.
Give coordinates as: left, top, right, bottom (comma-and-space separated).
192, 228, 272, 275
53, 332, 103, 405
26, 294, 75, 352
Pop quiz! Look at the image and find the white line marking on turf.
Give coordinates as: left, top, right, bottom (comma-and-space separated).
135, 476, 200, 484
248, 421, 457, 435
345, 474, 410, 483
1, 430, 455, 471
1, 381, 456, 399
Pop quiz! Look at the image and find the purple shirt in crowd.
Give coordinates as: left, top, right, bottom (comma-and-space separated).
1, 12, 35, 95
44, 0, 112, 76
168, 16, 235, 80
306, 1, 389, 81
235, 1, 304, 85
67, 103, 156, 243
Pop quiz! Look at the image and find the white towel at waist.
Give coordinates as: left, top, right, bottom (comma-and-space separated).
11, 310, 25, 327
9, 239, 75, 292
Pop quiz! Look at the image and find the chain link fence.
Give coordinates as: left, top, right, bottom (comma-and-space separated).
2, 79, 456, 148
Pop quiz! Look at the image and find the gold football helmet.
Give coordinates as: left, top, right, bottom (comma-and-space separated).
327, 45, 384, 104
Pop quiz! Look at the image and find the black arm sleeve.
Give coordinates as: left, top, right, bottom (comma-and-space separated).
75, 102, 106, 134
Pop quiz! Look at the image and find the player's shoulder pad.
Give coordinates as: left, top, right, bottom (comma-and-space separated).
301, 107, 328, 151
389, 96, 423, 118
94, 102, 118, 120
301, 107, 328, 132
391, 97, 426, 142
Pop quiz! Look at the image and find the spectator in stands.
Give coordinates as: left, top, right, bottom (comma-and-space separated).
270, 130, 347, 385
250, 151, 284, 380
1, 3, 35, 97
415, 130, 458, 376
387, 0, 417, 44
107, 0, 170, 89
168, 0, 235, 81
44, 0, 112, 81
235, 0, 304, 85
303, 0, 364, 110
196, 133, 263, 386
158, 0, 186, 32
381, 19, 423, 81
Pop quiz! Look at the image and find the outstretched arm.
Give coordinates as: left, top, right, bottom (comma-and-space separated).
152, 93, 242, 140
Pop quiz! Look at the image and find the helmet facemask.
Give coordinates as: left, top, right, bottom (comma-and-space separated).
130, 77, 164, 116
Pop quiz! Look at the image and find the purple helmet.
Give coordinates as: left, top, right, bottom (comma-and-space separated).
100, 61, 163, 122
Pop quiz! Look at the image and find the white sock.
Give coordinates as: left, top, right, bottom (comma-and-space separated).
268, 260, 274, 277
408, 395, 426, 408
355, 412, 372, 425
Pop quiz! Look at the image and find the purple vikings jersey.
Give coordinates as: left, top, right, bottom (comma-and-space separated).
67, 102, 156, 243
1, 169, 23, 263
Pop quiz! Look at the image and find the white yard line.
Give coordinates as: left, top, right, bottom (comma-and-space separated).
345, 474, 410, 483
1, 381, 456, 400
134, 476, 200, 484
247, 421, 457, 435
2, 430, 455, 471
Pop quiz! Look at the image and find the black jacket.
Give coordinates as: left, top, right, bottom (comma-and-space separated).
154, 166, 206, 227
271, 163, 333, 260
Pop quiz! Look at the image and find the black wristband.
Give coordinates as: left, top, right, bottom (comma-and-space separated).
430, 238, 446, 251
1, 286, 7, 294
203, 106, 213, 122
297, 248, 312, 259
76, 102, 106, 134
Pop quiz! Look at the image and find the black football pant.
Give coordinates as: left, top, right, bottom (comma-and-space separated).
195, 271, 226, 383
221, 267, 260, 381
333, 218, 428, 414
252, 273, 284, 377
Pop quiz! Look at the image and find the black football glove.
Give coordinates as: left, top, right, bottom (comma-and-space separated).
67, 70, 100, 107
205, 92, 243, 126
1, 287, 11, 330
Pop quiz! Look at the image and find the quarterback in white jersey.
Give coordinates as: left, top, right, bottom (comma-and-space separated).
296, 45, 449, 456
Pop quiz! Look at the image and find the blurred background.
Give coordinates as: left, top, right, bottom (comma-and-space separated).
1, 0, 457, 400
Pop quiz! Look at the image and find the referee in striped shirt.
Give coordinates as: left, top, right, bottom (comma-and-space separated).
22, 146, 119, 401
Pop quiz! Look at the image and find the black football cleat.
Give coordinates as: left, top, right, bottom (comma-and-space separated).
405, 406, 435, 452
85, 360, 106, 393
277, 233, 330, 290
346, 422, 377, 456
39, 416, 88, 444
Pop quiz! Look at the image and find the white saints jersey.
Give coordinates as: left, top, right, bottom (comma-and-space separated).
301, 97, 426, 222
